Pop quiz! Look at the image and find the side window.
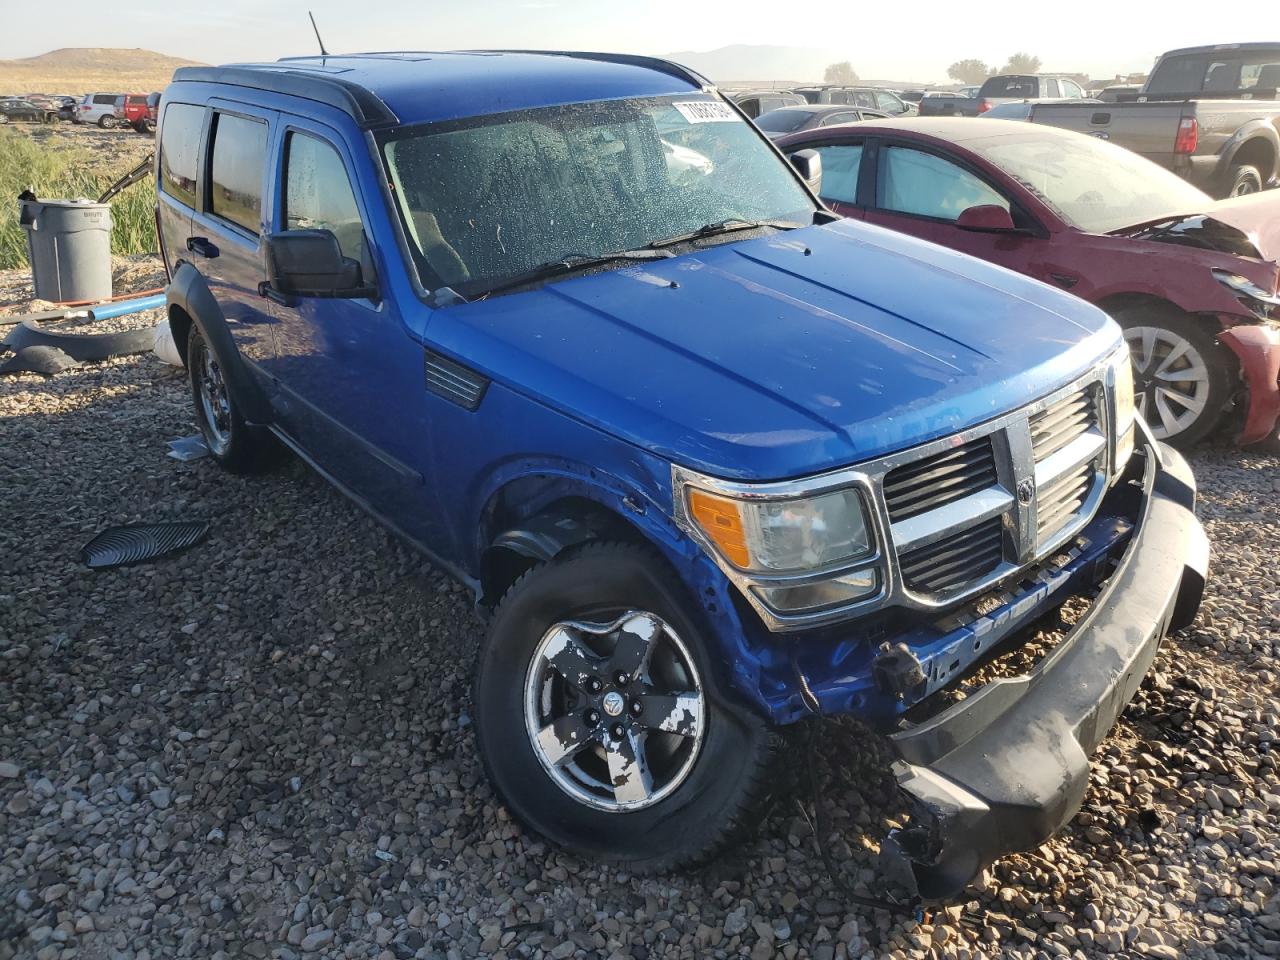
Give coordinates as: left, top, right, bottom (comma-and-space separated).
875, 92, 901, 112
283, 131, 367, 266
1044, 79, 1062, 98
813, 144, 863, 205
158, 103, 206, 208
208, 112, 268, 233
739, 98, 760, 117
1061, 80, 1084, 98
854, 91, 877, 109
877, 146, 1009, 221
820, 112, 857, 126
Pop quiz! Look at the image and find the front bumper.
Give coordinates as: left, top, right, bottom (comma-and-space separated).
1218, 322, 1280, 446
879, 422, 1209, 899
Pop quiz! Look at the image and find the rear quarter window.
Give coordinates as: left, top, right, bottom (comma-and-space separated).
158, 103, 206, 208
208, 112, 269, 233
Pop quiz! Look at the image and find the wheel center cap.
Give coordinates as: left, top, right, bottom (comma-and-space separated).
601, 691, 625, 717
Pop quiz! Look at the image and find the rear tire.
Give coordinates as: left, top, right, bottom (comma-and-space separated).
1116, 306, 1232, 448
474, 541, 774, 873
1226, 163, 1263, 197
186, 324, 279, 473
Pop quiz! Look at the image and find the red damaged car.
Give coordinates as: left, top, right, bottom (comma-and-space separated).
777, 118, 1280, 447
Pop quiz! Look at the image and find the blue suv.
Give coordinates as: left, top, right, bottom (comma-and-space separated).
156, 52, 1208, 897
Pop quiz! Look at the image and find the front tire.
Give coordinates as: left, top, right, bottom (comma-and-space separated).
97, 114, 116, 129
186, 324, 277, 473
1117, 307, 1231, 447
474, 542, 774, 872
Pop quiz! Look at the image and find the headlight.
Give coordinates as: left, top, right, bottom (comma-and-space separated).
1109, 345, 1136, 474
686, 487, 871, 573
1213, 269, 1280, 320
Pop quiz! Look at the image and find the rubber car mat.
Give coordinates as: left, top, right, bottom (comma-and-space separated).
81, 521, 211, 569
0, 345, 80, 375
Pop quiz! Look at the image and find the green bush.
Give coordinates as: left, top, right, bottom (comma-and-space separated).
0, 129, 157, 270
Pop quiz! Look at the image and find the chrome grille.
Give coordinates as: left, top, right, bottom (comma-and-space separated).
883, 436, 998, 523
899, 516, 1004, 594
1030, 387, 1097, 460
1037, 460, 1096, 542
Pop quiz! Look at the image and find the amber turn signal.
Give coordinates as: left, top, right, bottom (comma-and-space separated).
687, 489, 751, 568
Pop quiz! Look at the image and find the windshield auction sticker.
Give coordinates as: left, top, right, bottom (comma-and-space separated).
672, 101, 739, 123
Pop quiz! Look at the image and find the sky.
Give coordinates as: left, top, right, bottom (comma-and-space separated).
0, 0, 1261, 83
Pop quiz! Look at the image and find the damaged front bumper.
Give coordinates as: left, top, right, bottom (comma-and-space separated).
1218, 322, 1280, 446
879, 421, 1209, 899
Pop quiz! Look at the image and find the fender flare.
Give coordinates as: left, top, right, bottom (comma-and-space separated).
1216, 122, 1280, 181
166, 261, 273, 424
473, 463, 774, 717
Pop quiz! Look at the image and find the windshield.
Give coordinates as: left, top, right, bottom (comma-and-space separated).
969, 133, 1210, 233
379, 95, 814, 296
754, 109, 811, 132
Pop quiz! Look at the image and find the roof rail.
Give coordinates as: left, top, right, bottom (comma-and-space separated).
473, 50, 712, 91
170, 65, 399, 129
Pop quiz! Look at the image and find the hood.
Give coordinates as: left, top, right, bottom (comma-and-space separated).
1113, 191, 1280, 266
432, 219, 1119, 481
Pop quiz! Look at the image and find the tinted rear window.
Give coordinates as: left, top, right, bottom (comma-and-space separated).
208, 112, 268, 233
755, 109, 811, 133
158, 103, 206, 207
1147, 50, 1280, 95
979, 77, 1037, 98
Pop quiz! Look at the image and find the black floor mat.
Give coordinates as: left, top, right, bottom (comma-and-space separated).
82, 521, 210, 569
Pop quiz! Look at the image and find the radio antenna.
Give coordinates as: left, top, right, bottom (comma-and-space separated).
308, 11, 330, 57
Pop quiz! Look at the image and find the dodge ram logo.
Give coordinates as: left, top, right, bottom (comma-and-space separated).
1017, 478, 1035, 505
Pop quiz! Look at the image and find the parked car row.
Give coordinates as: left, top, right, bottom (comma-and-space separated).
730, 83, 917, 118
0, 90, 160, 132
75, 92, 161, 132
0, 97, 63, 124
917, 74, 1092, 117
155, 50, 1215, 901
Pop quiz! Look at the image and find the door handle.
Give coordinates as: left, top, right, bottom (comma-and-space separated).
186, 236, 219, 258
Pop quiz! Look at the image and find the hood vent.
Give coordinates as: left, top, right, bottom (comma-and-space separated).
425, 350, 488, 410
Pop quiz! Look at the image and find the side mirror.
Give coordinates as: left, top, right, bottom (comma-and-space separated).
956, 204, 1017, 232
788, 149, 823, 193
260, 229, 375, 305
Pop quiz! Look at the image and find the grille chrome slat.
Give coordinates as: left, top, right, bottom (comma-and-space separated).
1037, 462, 1096, 541
890, 384, 1104, 599
891, 486, 1013, 553
1030, 388, 1097, 461
899, 516, 1004, 594
883, 437, 997, 523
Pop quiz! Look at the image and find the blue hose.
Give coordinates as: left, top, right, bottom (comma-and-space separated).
88, 293, 167, 321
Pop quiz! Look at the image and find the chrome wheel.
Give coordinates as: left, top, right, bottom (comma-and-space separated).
1124, 325, 1210, 441
524, 610, 705, 812
196, 345, 233, 456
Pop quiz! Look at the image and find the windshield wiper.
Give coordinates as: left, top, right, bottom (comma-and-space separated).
471, 248, 675, 300
648, 218, 803, 249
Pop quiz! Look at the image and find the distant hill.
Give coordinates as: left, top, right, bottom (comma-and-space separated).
660, 44, 849, 85
0, 48, 204, 95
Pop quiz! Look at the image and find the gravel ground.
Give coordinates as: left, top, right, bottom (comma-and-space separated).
2, 273, 1279, 959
